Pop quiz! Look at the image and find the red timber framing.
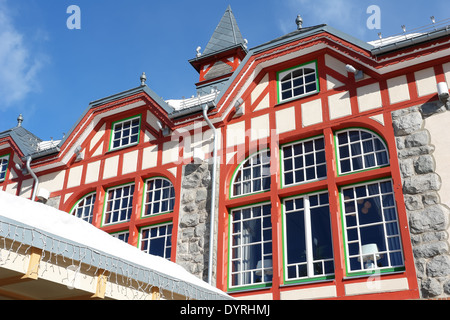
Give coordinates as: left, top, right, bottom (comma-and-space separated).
1, 25, 449, 300
213, 30, 450, 299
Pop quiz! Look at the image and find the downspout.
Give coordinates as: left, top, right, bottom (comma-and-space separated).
202, 105, 218, 285
26, 156, 39, 202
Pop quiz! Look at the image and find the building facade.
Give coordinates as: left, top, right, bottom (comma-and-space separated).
1, 7, 450, 300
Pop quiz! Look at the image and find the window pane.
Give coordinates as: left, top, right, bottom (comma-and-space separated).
282, 137, 327, 187
143, 178, 175, 216
230, 204, 272, 288
279, 63, 318, 102
341, 180, 404, 273
111, 116, 141, 150
103, 184, 134, 225
336, 129, 389, 174
140, 223, 173, 260
284, 192, 334, 281
232, 151, 271, 197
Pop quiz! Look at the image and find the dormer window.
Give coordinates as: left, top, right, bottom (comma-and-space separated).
278, 61, 319, 103
0, 154, 10, 182
110, 115, 141, 151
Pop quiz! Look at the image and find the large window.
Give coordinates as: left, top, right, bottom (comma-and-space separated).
281, 137, 327, 187
229, 203, 273, 289
0, 154, 10, 182
110, 116, 141, 151
278, 61, 319, 103
103, 183, 135, 226
140, 223, 173, 260
283, 191, 334, 283
231, 150, 271, 198
336, 129, 389, 175
225, 124, 407, 293
71, 192, 96, 224
142, 177, 175, 217
341, 179, 404, 274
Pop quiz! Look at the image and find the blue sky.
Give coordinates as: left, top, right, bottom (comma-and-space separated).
0, 0, 448, 141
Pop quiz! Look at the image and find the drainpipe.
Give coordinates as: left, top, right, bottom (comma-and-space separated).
26, 156, 39, 202
202, 104, 218, 285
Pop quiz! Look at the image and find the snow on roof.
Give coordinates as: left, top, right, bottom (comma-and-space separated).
166, 91, 218, 111
0, 191, 231, 300
368, 32, 424, 48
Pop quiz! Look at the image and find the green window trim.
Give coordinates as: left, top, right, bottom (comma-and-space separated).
277, 60, 320, 104
108, 114, 142, 152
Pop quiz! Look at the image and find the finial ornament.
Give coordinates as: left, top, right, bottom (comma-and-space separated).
17, 114, 23, 127
296, 14, 303, 30
140, 72, 147, 86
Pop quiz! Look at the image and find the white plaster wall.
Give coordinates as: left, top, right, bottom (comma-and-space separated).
227, 121, 246, 147
122, 150, 139, 175
251, 73, 269, 105
67, 166, 83, 189
251, 114, 270, 141
276, 106, 296, 134
415, 67, 437, 97
328, 91, 352, 120
387, 75, 410, 104
425, 111, 450, 209
357, 82, 382, 112
85, 160, 101, 184
301, 99, 323, 127
103, 156, 119, 180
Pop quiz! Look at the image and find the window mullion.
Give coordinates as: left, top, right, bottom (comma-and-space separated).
304, 196, 314, 277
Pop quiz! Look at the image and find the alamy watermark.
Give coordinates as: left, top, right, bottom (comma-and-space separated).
67, 5, 81, 30
367, 5, 381, 30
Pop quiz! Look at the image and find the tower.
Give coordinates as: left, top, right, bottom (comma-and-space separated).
189, 5, 248, 95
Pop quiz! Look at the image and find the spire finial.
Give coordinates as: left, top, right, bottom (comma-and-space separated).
17, 114, 23, 127
296, 14, 303, 30
140, 72, 147, 86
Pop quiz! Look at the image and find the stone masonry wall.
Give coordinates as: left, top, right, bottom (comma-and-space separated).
392, 100, 450, 298
176, 162, 219, 285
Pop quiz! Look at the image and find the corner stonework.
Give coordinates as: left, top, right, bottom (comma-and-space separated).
175, 162, 219, 285
392, 101, 450, 299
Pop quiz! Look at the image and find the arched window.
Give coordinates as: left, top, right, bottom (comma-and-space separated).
336, 129, 389, 175
70, 192, 96, 224
278, 61, 319, 102
231, 150, 271, 198
142, 177, 175, 217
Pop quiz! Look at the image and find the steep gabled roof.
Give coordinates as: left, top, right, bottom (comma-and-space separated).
203, 5, 246, 56
0, 125, 43, 158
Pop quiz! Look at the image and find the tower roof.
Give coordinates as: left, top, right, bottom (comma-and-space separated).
203, 5, 246, 56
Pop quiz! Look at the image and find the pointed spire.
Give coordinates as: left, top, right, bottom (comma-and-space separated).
203, 5, 246, 56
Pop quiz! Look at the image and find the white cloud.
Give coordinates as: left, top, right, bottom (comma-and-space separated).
0, 0, 46, 110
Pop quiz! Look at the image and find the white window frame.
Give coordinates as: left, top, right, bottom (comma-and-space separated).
228, 203, 273, 289
103, 183, 135, 226
281, 136, 327, 187
70, 192, 96, 224
278, 61, 319, 103
110, 115, 141, 151
140, 222, 173, 260
341, 179, 405, 275
230, 150, 271, 198
283, 191, 335, 282
336, 128, 389, 175
142, 177, 175, 217
110, 230, 130, 243
0, 154, 10, 182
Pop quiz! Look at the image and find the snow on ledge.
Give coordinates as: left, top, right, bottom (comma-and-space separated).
0, 191, 230, 299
